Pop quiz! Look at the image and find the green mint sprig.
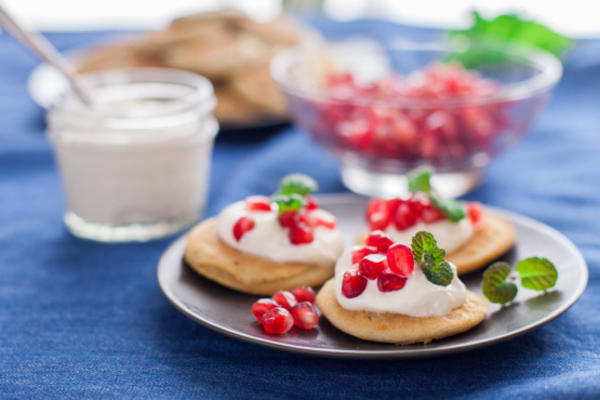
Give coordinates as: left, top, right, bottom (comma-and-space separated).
271, 173, 317, 215
411, 231, 454, 286
407, 168, 466, 222
481, 257, 558, 304
447, 11, 573, 69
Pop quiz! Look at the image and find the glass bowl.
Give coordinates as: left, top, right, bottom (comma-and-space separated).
271, 40, 562, 198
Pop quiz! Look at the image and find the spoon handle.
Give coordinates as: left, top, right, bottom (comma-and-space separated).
0, 5, 93, 106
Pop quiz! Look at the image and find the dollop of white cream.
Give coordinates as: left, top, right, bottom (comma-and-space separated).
385, 218, 473, 254
217, 201, 344, 267
333, 249, 467, 317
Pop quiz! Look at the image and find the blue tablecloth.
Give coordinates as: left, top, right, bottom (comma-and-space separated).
1, 19, 599, 399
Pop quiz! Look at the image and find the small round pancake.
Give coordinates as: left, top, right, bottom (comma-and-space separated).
356, 209, 515, 275
184, 218, 334, 295
316, 279, 488, 344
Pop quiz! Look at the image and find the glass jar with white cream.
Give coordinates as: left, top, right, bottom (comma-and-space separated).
47, 68, 218, 242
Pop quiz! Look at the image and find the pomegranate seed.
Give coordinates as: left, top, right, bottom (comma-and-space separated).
245, 196, 272, 212
394, 202, 417, 230
366, 199, 391, 230
289, 223, 314, 244
233, 217, 255, 241
309, 209, 337, 230
386, 244, 415, 277
251, 298, 278, 322
305, 195, 319, 210
290, 286, 316, 304
341, 270, 368, 298
291, 302, 319, 330
467, 202, 484, 230
386, 198, 402, 215
359, 253, 388, 280
365, 230, 385, 247
272, 290, 298, 311
421, 206, 445, 223
278, 210, 298, 228
375, 235, 394, 252
351, 245, 377, 264
261, 307, 294, 334
377, 273, 407, 292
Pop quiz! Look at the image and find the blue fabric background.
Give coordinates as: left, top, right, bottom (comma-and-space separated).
1, 19, 599, 399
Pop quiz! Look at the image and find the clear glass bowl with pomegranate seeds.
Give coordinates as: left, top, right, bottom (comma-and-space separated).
272, 40, 562, 198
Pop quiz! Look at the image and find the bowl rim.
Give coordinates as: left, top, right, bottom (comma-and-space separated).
271, 39, 563, 108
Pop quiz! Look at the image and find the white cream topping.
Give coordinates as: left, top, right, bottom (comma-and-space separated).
385, 218, 473, 254
217, 201, 344, 267
333, 249, 467, 317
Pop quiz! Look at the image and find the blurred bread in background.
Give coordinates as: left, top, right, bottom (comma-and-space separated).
75, 9, 321, 125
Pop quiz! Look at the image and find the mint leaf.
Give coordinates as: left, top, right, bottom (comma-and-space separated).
411, 231, 445, 264
408, 168, 432, 194
429, 193, 466, 222
515, 257, 558, 291
278, 174, 318, 196
421, 260, 454, 286
448, 11, 573, 69
481, 262, 518, 304
271, 194, 305, 214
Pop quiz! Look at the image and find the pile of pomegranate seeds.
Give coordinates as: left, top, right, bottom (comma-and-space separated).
342, 231, 414, 298
252, 286, 318, 334
313, 62, 509, 162
366, 196, 445, 231
233, 194, 338, 245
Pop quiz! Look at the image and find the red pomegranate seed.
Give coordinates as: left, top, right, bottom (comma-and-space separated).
341, 270, 368, 298
351, 245, 378, 264
366, 199, 391, 230
271, 290, 298, 311
291, 302, 319, 330
467, 202, 484, 229
245, 196, 272, 212
251, 298, 279, 322
375, 235, 394, 252
394, 202, 417, 230
261, 307, 294, 334
309, 209, 337, 230
386, 198, 402, 215
289, 223, 314, 244
290, 286, 316, 304
278, 210, 298, 228
233, 217, 255, 241
377, 273, 407, 292
386, 244, 414, 277
365, 230, 390, 248
421, 206, 445, 223
359, 253, 388, 280
305, 195, 319, 210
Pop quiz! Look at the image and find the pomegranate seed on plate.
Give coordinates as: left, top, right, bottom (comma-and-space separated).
278, 210, 298, 228
305, 195, 319, 210
421, 206, 445, 223
467, 202, 484, 230
291, 302, 319, 330
245, 196, 272, 212
341, 270, 368, 298
366, 199, 391, 230
309, 209, 337, 230
251, 298, 278, 322
351, 245, 377, 264
375, 235, 394, 252
233, 217, 255, 241
271, 290, 297, 311
261, 307, 294, 334
365, 230, 390, 248
377, 272, 407, 292
394, 202, 417, 230
359, 253, 388, 280
290, 286, 316, 304
386, 244, 414, 277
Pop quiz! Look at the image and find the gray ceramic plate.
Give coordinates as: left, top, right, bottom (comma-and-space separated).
157, 194, 588, 358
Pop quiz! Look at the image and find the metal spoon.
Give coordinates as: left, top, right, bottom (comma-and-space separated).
0, 4, 93, 106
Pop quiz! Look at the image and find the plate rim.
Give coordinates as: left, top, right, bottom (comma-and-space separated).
157, 194, 588, 358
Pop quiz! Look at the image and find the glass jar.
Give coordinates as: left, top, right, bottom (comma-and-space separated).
47, 68, 218, 242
